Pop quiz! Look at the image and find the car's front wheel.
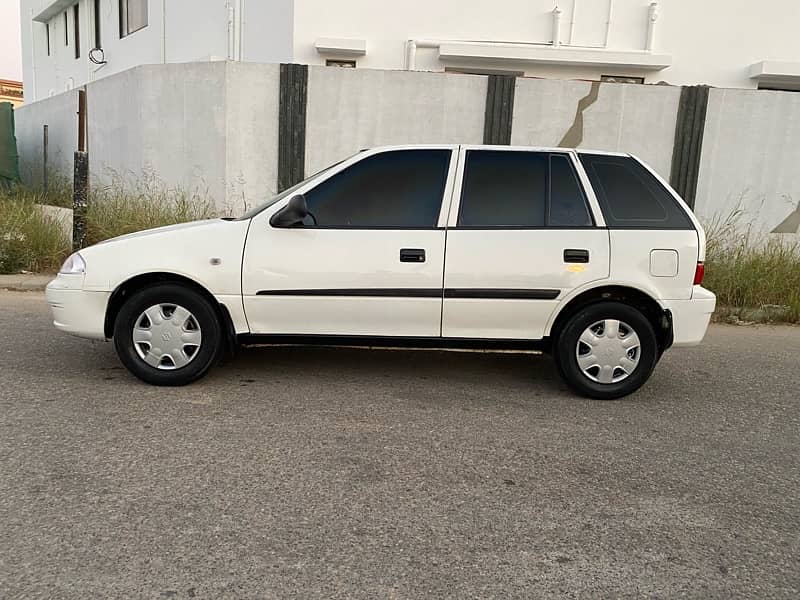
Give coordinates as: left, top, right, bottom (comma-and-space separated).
554, 301, 658, 400
113, 284, 222, 386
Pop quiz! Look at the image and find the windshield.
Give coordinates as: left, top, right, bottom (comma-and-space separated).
236, 154, 358, 220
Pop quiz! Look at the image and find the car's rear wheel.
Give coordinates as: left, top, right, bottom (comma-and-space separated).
113, 284, 222, 386
554, 301, 658, 400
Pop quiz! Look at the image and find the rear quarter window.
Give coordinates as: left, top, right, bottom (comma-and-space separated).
578, 154, 694, 229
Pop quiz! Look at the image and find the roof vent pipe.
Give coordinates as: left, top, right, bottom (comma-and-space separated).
552, 6, 563, 46
646, 2, 659, 51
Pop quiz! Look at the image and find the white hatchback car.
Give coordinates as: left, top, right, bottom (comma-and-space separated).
47, 145, 715, 399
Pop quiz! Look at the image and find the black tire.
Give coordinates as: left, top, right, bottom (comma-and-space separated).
113, 284, 222, 386
553, 301, 658, 400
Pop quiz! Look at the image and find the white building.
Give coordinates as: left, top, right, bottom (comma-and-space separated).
19, 0, 800, 103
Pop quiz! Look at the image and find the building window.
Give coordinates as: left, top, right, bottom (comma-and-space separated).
73, 4, 81, 59
64, 11, 69, 45
326, 59, 356, 68
94, 0, 102, 48
600, 75, 645, 85
45, 22, 51, 56
119, 0, 148, 38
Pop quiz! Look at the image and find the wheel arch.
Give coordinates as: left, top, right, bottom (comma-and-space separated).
546, 284, 673, 354
104, 272, 237, 354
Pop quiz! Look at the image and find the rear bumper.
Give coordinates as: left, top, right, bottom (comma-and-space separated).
662, 286, 716, 347
45, 275, 110, 340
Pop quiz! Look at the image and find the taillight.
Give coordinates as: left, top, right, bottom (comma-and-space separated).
693, 262, 705, 285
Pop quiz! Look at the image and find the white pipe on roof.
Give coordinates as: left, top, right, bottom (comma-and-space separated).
646, 2, 659, 52
604, 0, 614, 48
552, 6, 563, 46
569, 0, 578, 45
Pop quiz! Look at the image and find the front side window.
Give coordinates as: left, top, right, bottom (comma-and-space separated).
578, 154, 693, 229
458, 150, 593, 228
303, 150, 451, 228
119, 0, 148, 38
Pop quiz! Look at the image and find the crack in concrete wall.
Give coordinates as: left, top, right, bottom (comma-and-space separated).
558, 81, 601, 148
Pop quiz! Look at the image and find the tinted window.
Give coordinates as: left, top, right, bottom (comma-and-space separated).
304, 150, 451, 228
459, 151, 546, 227
549, 154, 593, 227
458, 150, 593, 227
579, 154, 693, 229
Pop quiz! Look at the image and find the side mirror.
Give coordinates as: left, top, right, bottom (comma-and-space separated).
270, 194, 310, 228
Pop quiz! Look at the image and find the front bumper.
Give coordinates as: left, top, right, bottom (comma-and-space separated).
45, 275, 110, 340
661, 286, 716, 347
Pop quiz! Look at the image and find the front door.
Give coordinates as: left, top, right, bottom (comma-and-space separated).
442, 147, 611, 339
242, 147, 457, 337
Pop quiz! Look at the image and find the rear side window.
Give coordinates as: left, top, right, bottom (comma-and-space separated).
578, 154, 693, 229
304, 149, 451, 228
458, 150, 593, 227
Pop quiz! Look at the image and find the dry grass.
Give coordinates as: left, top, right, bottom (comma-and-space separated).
0, 189, 71, 273
0, 172, 216, 274
85, 171, 216, 246
704, 209, 800, 323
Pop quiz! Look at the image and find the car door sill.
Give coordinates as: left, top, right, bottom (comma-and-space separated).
237, 333, 548, 351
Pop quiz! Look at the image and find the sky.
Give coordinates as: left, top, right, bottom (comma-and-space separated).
1, 0, 23, 81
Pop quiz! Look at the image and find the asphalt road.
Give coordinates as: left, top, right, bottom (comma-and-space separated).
1, 290, 798, 599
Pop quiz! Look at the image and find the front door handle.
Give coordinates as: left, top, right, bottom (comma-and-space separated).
400, 248, 426, 263
564, 249, 590, 263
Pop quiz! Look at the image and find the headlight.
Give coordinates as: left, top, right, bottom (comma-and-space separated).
59, 252, 86, 274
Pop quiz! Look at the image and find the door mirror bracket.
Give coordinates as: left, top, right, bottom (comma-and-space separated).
270, 194, 311, 228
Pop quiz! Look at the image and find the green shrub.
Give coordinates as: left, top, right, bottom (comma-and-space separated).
704, 209, 800, 323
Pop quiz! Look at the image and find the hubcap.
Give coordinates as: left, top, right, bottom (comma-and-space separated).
575, 319, 641, 384
132, 304, 202, 370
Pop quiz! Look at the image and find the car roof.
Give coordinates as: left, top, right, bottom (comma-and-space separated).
362, 144, 629, 157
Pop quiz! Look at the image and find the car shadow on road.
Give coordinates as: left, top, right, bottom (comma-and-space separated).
216, 344, 568, 394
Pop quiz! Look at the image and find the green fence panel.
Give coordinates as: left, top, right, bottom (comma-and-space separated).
0, 102, 21, 186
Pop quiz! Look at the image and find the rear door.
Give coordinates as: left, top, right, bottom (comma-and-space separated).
442, 147, 610, 339
577, 152, 699, 300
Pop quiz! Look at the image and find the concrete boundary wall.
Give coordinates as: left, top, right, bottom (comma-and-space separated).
304, 67, 487, 176
12, 61, 800, 235
512, 79, 681, 179
224, 63, 281, 212
696, 88, 800, 235
15, 90, 78, 186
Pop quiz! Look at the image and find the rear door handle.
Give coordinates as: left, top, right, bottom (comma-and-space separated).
564, 249, 590, 263
400, 248, 426, 263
